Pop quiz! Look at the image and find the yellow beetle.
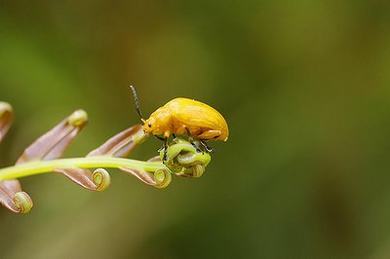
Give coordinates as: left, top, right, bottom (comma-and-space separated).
129, 86, 229, 155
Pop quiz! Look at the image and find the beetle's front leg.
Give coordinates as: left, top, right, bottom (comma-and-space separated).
155, 135, 169, 162
183, 127, 202, 153
200, 140, 213, 153
163, 138, 168, 162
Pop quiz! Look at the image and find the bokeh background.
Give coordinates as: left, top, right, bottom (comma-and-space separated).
1, 1, 390, 258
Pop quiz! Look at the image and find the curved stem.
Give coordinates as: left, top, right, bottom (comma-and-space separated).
0, 156, 167, 181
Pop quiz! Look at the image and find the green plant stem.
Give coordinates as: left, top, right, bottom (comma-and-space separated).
0, 156, 166, 181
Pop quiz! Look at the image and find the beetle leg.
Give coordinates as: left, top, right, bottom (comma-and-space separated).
154, 135, 168, 160
163, 131, 171, 139
184, 128, 202, 152
155, 135, 165, 141
184, 127, 192, 139
190, 141, 202, 153
197, 130, 222, 140
184, 127, 199, 150
200, 140, 213, 153
181, 126, 202, 152
163, 138, 168, 162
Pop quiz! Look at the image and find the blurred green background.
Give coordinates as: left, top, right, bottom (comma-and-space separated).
1, 0, 390, 258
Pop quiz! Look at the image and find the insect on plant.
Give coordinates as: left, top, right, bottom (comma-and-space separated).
129, 86, 229, 160
0, 86, 229, 214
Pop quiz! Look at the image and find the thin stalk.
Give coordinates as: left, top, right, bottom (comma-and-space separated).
0, 156, 166, 181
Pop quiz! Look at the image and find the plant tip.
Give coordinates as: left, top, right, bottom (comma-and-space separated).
0, 102, 12, 114
68, 109, 88, 126
13, 192, 33, 214
92, 168, 111, 191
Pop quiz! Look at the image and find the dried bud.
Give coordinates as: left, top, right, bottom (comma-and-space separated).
88, 124, 147, 157
17, 109, 88, 163
0, 102, 13, 142
0, 180, 33, 214
118, 167, 157, 186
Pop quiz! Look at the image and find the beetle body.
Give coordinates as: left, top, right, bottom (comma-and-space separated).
143, 98, 229, 142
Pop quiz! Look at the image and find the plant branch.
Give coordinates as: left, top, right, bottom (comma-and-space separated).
0, 156, 167, 181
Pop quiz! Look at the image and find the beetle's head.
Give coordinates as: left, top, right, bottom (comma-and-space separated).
142, 117, 157, 134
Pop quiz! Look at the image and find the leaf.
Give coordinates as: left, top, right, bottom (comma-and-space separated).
0, 180, 32, 214
87, 124, 146, 157
16, 110, 88, 163
0, 102, 13, 142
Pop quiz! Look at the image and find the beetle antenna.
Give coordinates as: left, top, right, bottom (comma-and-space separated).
129, 85, 145, 123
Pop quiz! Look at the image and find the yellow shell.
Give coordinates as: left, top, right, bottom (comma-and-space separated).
143, 98, 229, 141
